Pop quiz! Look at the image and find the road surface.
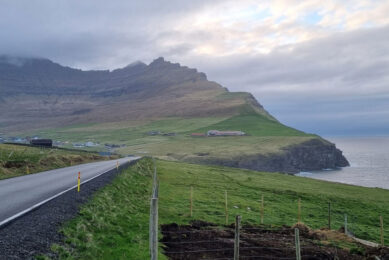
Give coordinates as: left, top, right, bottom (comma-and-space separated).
0, 157, 139, 226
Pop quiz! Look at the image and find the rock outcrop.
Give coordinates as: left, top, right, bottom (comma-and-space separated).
185, 138, 349, 174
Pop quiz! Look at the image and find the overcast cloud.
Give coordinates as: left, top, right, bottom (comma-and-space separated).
1, 0, 389, 135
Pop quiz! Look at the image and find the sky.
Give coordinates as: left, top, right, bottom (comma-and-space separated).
1, 0, 389, 136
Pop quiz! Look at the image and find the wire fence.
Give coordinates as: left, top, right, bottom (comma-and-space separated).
159, 222, 348, 260
149, 159, 387, 259
160, 181, 387, 242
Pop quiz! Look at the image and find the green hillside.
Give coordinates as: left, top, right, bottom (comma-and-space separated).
25, 109, 314, 163
49, 159, 389, 259
0, 144, 117, 179
193, 113, 311, 137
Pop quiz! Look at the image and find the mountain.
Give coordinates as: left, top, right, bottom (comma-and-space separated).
0, 56, 272, 129
0, 56, 349, 173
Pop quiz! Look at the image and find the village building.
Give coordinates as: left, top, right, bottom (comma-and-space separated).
207, 130, 245, 136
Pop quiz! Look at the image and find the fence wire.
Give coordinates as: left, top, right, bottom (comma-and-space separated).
156, 177, 388, 259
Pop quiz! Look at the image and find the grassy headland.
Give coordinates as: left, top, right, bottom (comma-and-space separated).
25, 111, 316, 163
0, 144, 118, 179
50, 159, 389, 259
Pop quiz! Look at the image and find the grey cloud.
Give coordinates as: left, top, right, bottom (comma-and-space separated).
180, 25, 389, 135
189, 25, 389, 93
0, 0, 225, 68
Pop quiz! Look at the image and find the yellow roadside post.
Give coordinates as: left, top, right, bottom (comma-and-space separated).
116, 161, 119, 171
26, 165, 30, 174
77, 172, 81, 192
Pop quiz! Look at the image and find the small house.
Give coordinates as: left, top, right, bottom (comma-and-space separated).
30, 139, 53, 147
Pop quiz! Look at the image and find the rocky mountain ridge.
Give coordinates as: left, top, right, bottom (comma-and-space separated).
1, 56, 262, 130
0, 56, 207, 96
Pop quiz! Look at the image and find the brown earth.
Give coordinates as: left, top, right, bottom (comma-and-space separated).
161, 221, 389, 260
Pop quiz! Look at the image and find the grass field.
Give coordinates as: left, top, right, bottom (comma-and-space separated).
23, 112, 317, 163
0, 144, 117, 179
193, 114, 311, 137
49, 158, 389, 259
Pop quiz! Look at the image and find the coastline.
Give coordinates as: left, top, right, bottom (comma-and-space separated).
297, 169, 389, 190
296, 136, 389, 190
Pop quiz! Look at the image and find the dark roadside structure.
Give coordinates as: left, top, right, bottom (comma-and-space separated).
30, 139, 53, 147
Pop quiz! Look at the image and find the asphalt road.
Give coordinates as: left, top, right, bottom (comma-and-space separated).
0, 157, 139, 226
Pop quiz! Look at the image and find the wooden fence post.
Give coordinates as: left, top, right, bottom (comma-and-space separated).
154, 182, 159, 199
190, 186, 193, 217
328, 202, 331, 230
344, 214, 348, 235
380, 216, 384, 246
234, 215, 241, 260
150, 198, 158, 260
261, 194, 264, 225
298, 198, 301, 223
153, 157, 157, 177
225, 190, 228, 225
152, 158, 158, 198
153, 157, 157, 190
295, 228, 301, 260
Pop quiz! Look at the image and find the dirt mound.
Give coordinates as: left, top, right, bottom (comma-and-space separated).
161, 222, 388, 259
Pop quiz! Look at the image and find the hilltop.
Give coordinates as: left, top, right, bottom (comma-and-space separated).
0, 56, 348, 172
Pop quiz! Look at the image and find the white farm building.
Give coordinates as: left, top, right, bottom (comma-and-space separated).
207, 130, 246, 136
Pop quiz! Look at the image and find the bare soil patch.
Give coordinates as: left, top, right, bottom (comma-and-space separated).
161, 221, 389, 259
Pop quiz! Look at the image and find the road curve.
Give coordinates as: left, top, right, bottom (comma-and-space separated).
0, 157, 139, 226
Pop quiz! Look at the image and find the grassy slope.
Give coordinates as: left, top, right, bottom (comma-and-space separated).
193, 113, 309, 137
51, 159, 389, 259
26, 110, 315, 161
0, 144, 117, 179
13, 92, 314, 161
2, 79, 320, 168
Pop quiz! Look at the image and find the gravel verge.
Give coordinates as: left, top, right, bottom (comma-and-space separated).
0, 160, 137, 260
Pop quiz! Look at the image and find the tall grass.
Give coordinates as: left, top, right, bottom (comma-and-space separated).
0, 144, 113, 179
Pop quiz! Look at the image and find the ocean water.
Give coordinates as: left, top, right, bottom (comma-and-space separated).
297, 137, 389, 190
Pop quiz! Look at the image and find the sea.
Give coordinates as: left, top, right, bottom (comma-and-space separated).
297, 136, 389, 190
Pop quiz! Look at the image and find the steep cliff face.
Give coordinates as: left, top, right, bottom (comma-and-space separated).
278, 138, 349, 172
185, 139, 349, 174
